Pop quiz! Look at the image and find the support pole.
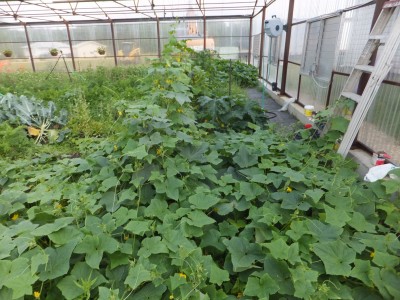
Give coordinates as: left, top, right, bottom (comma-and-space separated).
248, 17, 253, 65
65, 22, 76, 71
156, 18, 161, 58
110, 20, 118, 66
203, 16, 207, 50
280, 0, 294, 95
258, 6, 266, 77
23, 23, 35, 72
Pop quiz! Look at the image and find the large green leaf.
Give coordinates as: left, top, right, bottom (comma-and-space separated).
244, 273, 279, 299
224, 237, 263, 272
313, 240, 356, 276
124, 260, 153, 291
0, 257, 38, 299
290, 265, 319, 299
38, 240, 78, 281
233, 146, 258, 168
137, 236, 169, 258
188, 189, 220, 210
74, 234, 119, 269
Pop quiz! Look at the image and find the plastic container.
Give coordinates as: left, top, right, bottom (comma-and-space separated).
304, 105, 314, 117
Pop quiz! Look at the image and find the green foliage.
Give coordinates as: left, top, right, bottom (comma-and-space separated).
0, 93, 69, 144
192, 50, 259, 88
0, 32, 399, 300
0, 122, 33, 159
195, 95, 268, 131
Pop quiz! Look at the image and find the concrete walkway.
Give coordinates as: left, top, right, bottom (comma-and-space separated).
247, 88, 298, 127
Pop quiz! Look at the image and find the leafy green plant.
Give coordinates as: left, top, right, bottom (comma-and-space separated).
0, 122, 33, 159
97, 46, 106, 55
0, 93, 69, 143
2, 49, 12, 57
49, 48, 59, 56
196, 95, 268, 131
0, 32, 399, 300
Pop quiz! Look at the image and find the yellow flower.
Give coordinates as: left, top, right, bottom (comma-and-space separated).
55, 203, 63, 210
370, 251, 375, 258
156, 147, 163, 156
286, 187, 293, 193
118, 111, 123, 116
114, 145, 118, 151
237, 292, 243, 298
169, 295, 174, 300
123, 234, 129, 241
11, 213, 19, 221
176, 57, 181, 62
33, 291, 40, 299
178, 272, 187, 279
166, 79, 173, 85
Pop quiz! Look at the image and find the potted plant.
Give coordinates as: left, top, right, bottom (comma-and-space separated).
2, 49, 12, 57
49, 48, 59, 56
97, 46, 106, 55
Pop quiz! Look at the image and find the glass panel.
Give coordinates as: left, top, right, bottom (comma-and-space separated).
0, 26, 27, 43
34, 57, 74, 73
74, 57, 115, 71
0, 59, 32, 72
115, 39, 158, 57
27, 25, 68, 42
207, 19, 249, 37
160, 20, 204, 38
1, 42, 30, 59
298, 75, 329, 111
286, 63, 301, 98
114, 22, 157, 39
72, 40, 114, 58
335, 5, 374, 73
358, 83, 400, 165
289, 23, 306, 64
70, 24, 112, 41
293, 0, 372, 22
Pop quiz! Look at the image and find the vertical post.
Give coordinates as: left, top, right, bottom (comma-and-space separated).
229, 59, 232, 96
23, 23, 35, 72
110, 20, 118, 66
156, 18, 161, 58
258, 6, 266, 77
248, 17, 253, 65
65, 22, 76, 71
326, 71, 335, 106
280, 0, 294, 95
357, 0, 385, 94
296, 74, 302, 102
203, 16, 207, 50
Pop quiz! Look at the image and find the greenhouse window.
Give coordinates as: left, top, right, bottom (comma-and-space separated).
300, 14, 342, 81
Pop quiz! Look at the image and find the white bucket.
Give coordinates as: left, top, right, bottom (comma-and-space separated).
304, 105, 314, 117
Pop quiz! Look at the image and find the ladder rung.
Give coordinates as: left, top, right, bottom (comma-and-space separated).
342, 92, 362, 103
369, 35, 386, 43
383, 0, 400, 8
354, 64, 375, 73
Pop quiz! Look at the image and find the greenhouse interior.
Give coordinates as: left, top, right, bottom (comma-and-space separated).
0, 0, 400, 299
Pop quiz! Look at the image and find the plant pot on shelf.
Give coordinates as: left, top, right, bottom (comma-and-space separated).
3, 50, 12, 57
49, 49, 59, 56
97, 47, 106, 55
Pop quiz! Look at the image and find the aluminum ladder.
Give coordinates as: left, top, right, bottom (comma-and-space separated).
336, 0, 400, 157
